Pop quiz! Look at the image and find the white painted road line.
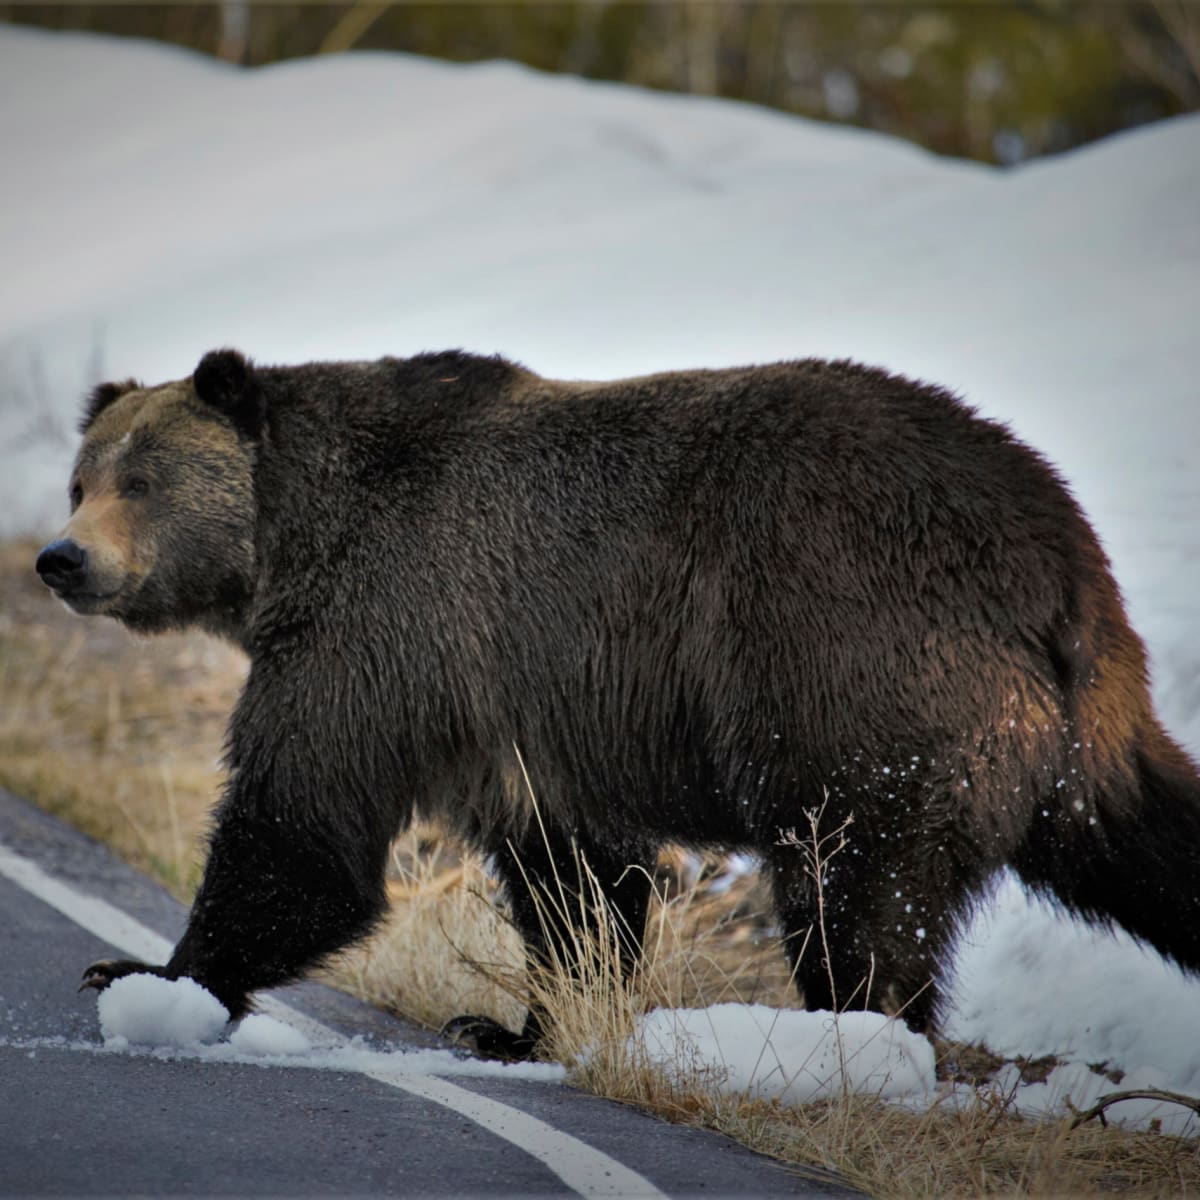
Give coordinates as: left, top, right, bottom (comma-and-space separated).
0, 838, 174, 962
0, 837, 667, 1199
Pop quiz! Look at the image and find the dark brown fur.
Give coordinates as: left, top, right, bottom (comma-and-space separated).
41, 348, 1200, 1056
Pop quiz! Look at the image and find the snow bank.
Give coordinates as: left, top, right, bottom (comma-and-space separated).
632, 1003, 1197, 1134
946, 872, 1200, 1102
5, 27, 1200, 1122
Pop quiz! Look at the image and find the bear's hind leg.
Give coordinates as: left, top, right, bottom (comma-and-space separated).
767, 819, 986, 1035
443, 823, 654, 1060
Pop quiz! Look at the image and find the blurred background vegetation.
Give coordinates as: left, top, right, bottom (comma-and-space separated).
4, 2, 1198, 163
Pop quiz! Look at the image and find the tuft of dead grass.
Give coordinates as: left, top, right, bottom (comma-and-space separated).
4, 534, 1199, 1195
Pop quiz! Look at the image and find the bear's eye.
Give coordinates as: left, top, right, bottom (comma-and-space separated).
70, 483, 83, 510
123, 476, 150, 499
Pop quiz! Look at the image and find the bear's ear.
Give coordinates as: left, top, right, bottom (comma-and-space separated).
79, 378, 141, 434
193, 348, 266, 439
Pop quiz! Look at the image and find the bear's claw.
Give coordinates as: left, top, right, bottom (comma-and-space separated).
78, 958, 162, 994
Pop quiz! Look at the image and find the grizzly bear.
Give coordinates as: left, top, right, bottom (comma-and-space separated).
37, 348, 1200, 1059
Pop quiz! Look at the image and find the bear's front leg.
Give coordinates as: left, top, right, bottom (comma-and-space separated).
151, 798, 392, 1018
78, 678, 398, 1017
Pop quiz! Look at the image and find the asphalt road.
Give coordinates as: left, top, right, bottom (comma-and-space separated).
0, 790, 859, 1198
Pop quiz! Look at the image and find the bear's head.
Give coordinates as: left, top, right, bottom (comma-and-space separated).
35, 349, 263, 640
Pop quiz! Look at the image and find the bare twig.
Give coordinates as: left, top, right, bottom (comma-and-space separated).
1069, 1088, 1200, 1130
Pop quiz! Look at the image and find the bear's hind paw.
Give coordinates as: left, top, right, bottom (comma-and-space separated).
441, 1014, 538, 1062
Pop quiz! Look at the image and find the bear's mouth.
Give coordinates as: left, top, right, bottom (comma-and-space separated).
56, 588, 120, 613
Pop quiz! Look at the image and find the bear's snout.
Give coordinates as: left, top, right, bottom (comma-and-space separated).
35, 538, 90, 593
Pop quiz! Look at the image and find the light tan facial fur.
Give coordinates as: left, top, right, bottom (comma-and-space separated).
51, 378, 256, 635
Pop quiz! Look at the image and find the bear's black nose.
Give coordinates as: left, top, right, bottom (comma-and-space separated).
36, 538, 89, 591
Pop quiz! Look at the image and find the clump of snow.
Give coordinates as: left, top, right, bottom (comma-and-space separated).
631, 1003, 1198, 1135
97, 974, 228, 1048
229, 1013, 312, 1057
634, 1004, 935, 1103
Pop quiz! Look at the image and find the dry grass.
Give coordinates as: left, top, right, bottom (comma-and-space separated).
1, 539, 241, 896
4, 533, 1199, 1195
706, 1092, 1200, 1196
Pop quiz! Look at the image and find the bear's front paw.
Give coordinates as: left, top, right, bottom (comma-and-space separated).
441, 1014, 538, 1062
79, 959, 168, 993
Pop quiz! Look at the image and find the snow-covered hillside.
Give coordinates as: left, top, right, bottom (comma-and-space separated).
2, 26, 1198, 1127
